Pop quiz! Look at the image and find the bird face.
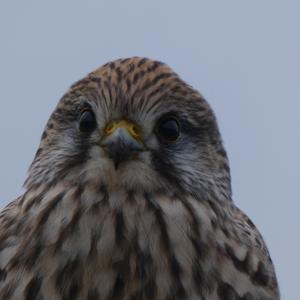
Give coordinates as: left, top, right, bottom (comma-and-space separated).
26, 57, 231, 199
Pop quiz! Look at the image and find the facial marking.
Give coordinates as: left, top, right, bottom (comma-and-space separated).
26, 57, 231, 200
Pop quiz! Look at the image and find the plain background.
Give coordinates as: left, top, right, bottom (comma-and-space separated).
0, 1, 299, 298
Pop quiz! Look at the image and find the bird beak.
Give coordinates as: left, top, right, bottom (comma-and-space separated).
101, 120, 144, 168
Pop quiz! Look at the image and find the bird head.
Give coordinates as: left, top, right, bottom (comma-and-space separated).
26, 57, 231, 199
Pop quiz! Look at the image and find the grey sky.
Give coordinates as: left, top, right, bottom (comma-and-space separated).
0, 1, 299, 298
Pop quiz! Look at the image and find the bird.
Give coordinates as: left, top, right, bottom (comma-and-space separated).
0, 57, 279, 300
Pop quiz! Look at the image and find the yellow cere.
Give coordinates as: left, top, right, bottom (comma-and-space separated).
104, 120, 141, 140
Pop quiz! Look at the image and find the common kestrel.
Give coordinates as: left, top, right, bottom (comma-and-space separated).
0, 57, 279, 299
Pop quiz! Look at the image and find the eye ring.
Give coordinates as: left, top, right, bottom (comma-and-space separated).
156, 116, 180, 143
78, 109, 97, 133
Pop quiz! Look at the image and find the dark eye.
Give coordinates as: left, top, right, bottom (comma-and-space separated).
156, 117, 180, 142
79, 110, 97, 133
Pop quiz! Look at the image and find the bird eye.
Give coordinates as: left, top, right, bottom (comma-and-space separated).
79, 110, 97, 133
156, 117, 180, 142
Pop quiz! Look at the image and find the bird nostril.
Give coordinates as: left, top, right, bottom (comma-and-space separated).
130, 125, 140, 139
105, 122, 116, 135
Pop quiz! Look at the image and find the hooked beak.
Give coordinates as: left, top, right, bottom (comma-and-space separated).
101, 120, 144, 168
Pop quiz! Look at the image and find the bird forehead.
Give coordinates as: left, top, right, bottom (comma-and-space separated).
67, 57, 186, 107
53, 57, 209, 129
92, 56, 174, 83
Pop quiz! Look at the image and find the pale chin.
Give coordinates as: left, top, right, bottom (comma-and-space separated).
82, 146, 162, 193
